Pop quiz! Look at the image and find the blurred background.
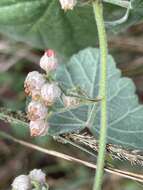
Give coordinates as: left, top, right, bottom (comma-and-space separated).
0, 22, 143, 190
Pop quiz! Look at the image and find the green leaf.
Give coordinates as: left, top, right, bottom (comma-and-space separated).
0, 0, 142, 57
0, 0, 97, 57
49, 48, 143, 149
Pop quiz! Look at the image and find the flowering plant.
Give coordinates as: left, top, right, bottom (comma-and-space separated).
1, 0, 143, 190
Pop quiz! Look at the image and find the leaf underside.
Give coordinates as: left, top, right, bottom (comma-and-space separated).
48, 48, 143, 150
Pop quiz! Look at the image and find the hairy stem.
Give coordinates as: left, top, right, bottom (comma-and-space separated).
92, 0, 108, 190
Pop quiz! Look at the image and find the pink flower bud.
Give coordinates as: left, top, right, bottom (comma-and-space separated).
29, 169, 46, 184
27, 101, 48, 121
59, 0, 77, 10
41, 83, 61, 106
11, 175, 31, 190
40, 49, 58, 73
29, 120, 49, 136
24, 71, 46, 100
63, 95, 79, 107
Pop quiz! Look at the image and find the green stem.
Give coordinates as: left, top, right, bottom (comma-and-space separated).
92, 1, 108, 190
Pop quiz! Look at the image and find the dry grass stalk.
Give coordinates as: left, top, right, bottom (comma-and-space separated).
64, 133, 143, 166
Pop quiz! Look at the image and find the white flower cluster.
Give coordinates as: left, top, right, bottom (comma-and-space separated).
11, 169, 48, 190
59, 0, 77, 10
24, 49, 61, 137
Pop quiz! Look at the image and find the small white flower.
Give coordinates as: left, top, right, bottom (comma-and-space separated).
59, 0, 77, 10
40, 49, 58, 73
41, 83, 61, 106
27, 101, 48, 121
29, 120, 49, 136
62, 95, 79, 107
11, 175, 31, 190
24, 71, 46, 100
29, 169, 46, 184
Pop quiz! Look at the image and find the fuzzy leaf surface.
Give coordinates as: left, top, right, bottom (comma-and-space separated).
49, 48, 143, 149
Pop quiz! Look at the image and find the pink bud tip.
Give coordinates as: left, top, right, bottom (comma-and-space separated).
45, 49, 55, 57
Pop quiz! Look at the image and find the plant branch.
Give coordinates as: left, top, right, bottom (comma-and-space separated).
92, 0, 108, 190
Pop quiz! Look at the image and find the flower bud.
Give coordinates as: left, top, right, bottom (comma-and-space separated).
59, 0, 77, 10
29, 120, 49, 136
40, 49, 58, 73
29, 169, 46, 184
27, 101, 48, 121
24, 71, 46, 100
41, 83, 61, 106
11, 175, 31, 190
63, 95, 79, 107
